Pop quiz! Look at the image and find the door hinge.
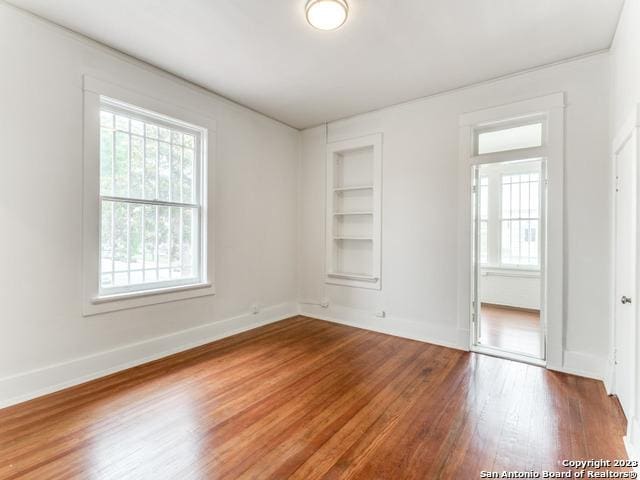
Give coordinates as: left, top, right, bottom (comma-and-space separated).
472, 185, 477, 193
613, 348, 618, 365
616, 176, 620, 193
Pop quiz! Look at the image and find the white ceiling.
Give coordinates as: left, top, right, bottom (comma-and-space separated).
9, 0, 624, 129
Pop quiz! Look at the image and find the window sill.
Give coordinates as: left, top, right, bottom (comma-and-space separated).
84, 282, 215, 316
93, 282, 212, 304
481, 266, 540, 278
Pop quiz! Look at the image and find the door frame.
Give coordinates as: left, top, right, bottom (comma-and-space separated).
458, 93, 565, 370
609, 105, 639, 436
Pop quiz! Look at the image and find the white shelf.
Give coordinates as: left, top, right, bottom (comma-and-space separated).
333, 185, 374, 192
327, 272, 379, 282
333, 211, 373, 216
333, 236, 373, 241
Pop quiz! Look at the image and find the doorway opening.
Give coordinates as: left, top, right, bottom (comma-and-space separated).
471, 158, 547, 364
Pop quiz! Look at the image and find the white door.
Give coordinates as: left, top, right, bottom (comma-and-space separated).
614, 134, 637, 419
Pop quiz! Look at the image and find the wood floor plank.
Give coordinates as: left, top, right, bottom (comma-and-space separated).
0, 316, 630, 480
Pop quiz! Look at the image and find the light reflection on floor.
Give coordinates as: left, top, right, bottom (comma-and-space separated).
88, 385, 203, 480
479, 304, 542, 358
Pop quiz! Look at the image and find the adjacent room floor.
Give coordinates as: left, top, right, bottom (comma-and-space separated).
480, 303, 542, 358
0, 316, 628, 479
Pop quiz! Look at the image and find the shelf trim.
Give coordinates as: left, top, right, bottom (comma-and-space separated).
327, 272, 379, 282
333, 185, 374, 192
333, 211, 374, 216
333, 236, 373, 241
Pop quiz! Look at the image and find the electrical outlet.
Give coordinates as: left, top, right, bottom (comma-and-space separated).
375, 310, 386, 318
252, 304, 260, 315
320, 298, 330, 308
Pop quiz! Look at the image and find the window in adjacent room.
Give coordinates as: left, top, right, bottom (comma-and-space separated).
500, 171, 540, 267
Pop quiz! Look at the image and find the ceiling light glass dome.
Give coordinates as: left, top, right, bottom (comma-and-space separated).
305, 0, 349, 31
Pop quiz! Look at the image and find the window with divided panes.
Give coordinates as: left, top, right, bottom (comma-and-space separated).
99, 100, 203, 294
500, 172, 540, 266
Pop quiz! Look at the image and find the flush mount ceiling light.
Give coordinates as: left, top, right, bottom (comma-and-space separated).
305, 0, 349, 31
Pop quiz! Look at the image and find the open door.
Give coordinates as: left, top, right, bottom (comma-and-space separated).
471, 158, 547, 364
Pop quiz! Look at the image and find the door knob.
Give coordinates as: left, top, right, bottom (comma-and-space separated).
621, 296, 632, 304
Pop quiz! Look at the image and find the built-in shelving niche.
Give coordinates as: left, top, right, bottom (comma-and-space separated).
326, 134, 382, 289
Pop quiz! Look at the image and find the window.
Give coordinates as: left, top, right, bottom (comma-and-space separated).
476, 122, 542, 155
83, 77, 215, 315
500, 172, 540, 266
98, 98, 204, 296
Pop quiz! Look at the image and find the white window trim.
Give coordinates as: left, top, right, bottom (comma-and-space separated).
481, 266, 540, 278
82, 75, 216, 316
458, 92, 565, 370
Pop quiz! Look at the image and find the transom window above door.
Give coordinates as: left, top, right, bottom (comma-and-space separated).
476, 121, 544, 155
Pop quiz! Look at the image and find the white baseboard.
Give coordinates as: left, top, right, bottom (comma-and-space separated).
0, 301, 298, 409
299, 303, 466, 351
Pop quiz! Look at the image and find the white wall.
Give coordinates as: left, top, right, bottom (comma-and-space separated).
299, 53, 611, 376
610, 0, 640, 135
0, 4, 299, 406
610, 0, 640, 463
480, 272, 540, 311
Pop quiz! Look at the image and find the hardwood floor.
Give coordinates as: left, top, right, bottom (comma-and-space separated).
0, 316, 629, 479
480, 303, 542, 358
